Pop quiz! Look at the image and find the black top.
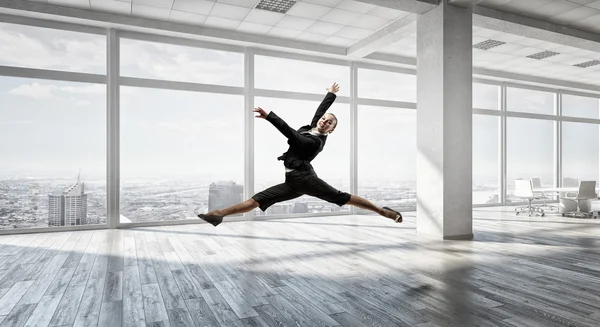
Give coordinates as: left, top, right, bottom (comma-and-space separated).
265, 92, 337, 171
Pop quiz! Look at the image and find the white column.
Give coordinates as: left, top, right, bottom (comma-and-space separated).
244, 48, 255, 220
350, 62, 358, 214
107, 28, 120, 229
416, 1, 473, 239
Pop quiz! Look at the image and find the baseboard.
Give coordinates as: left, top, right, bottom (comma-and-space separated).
417, 231, 474, 241
443, 233, 474, 240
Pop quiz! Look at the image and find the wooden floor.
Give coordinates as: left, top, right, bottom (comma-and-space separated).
1, 208, 600, 327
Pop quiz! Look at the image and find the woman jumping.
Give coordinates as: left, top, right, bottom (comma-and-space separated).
198, 82, 403, 227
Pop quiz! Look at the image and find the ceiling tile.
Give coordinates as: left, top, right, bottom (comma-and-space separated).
473, 28, 503, 39
553, 6, 600, 24
322, 35, 355, 47
366, 6, 408, 20
276, 15, 316, 31
237, 21, 272, 34
132, 0, 173, 9
568, 0, 595, 5
501, 0, 555, 14
306, 20, 344, 35
90, 0, 131, 14
573, 49, 600, 59
204, 16, 242, 30
532, 42, 563, 52
475, 51, 515, 63
169, 10, 207, 25
335, 26, 373, 39
542, 53, 581, 65
302, 0, 344, 7
511, 37, 547, 48
492, 33, 525, 43
523, 0, 579, 18
487, 42, 526, 53
348, 14, 390, 30
510, 46, 544, 57
319, 8, 363, 25
216, 0, 259, 8
173, 0, 215, 15
132, 4, 171, 19
548, 45, 583, 54
336, 0, 375, 14
244, 9, 285, 25
295, 31, 329, 43
268, 26, 302, 38
287, 2, 331, 20
210, 3, 251, 20
588, 1, 600, 10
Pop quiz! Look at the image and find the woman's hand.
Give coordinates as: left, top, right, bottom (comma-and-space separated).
327, 82, 340, 94
253, 107, 270, 119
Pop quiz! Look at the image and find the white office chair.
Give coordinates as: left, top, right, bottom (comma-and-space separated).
562, 177, 579, 198
561, 181, 597, 218
514, 179, 545, 217
531, 177, 558, 212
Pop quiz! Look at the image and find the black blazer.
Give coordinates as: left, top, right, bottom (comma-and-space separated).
265, 92, 337, 171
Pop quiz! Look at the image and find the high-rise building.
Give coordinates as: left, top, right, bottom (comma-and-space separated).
293, 202, 308, 214
29, 185, 40, 211
208, 181, 243, 212
48, 175, 87, 226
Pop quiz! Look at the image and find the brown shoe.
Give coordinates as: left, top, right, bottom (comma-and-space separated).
383, 206, 403, 223
198, 214, 223, 227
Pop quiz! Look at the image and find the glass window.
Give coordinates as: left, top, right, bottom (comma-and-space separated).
473, 83, 499, 110
120, 87, 244, 223
254, 56, 350, 97
473, 115, 500, 204
358, 69, 416, 103
562, 94, 599, 119
507, 87, 555, 115
254, 97, 350, 216
507, 117, 555, 202
0, 22, 106, 74
562, 122, 599, 183
0, 77, 106, 229
120, 39, 244, 86
358, 106, 416, 211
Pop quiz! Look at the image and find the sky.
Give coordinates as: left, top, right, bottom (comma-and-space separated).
1, 21, 600, 190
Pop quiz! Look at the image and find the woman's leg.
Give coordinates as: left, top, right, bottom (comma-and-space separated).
346, 195, 401, 221
207, 198, 260, 217
200, 182, 302, 226
297, 172, 402, 222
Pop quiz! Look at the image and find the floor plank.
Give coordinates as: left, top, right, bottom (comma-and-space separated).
122, 266, 145, 327
141, 283, 169, 325
72, 277, 105, 327
0, 304, 36, 327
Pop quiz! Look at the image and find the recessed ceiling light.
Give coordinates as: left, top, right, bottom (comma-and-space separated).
472, 39, 506, 50
526, 51, 560, 60
573, 60, 600, 68
255, 0, 297, 14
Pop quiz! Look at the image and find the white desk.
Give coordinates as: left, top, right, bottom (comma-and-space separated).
536, 187, 583, 193
535, 187, 600, 198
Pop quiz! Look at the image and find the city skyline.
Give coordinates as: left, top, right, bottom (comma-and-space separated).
2, 20, 600, 228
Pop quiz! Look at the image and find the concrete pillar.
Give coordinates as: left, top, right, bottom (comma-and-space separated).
416, 0, 473, 240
